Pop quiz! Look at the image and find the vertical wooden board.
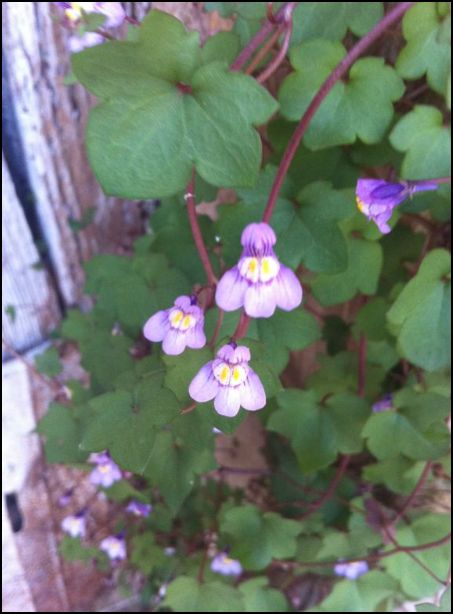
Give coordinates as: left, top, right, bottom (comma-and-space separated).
2, 3, 147, 305
2, 155, 61, 354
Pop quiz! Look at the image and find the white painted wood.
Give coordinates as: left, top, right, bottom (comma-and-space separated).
2, 2, 147, 305
2, 155, 61, 353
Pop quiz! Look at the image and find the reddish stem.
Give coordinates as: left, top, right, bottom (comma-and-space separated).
297, 454, 351, 520
257, 16, 292, 83
262, 2, 415, 224
230, 2, 297, 71
208, 309, 224, 347
232, 312, 251, 341
185, 172, 217, 287
393, 461, 433, 524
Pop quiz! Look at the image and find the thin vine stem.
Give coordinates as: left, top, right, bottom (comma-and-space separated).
262, 2, 415, 224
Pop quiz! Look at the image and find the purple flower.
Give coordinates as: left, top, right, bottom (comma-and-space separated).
100, 534, 127, 561
89, 452, 122, 488
61, 512, 86, 538
126, 500, 152, 518
189, 343, 266, 417
58, 488, 74, 507
356, 179, 438, 234
216, 222, 302, 318
334, 560, 369, 580
143, 295, 206, 356
69, 31, 104, 52
372, 394, 394, 413
211, 553, 243, 577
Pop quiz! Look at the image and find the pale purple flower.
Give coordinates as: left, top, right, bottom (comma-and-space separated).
356, 179, 438, 234
58, 488, 73, 507
164, 547, 176, 556
334, 560, 369, 580
100, 534, 127, 561
372, 394, 394, 413
61, 512, 86, 538
216, 222, 302, 318
89, 452, 122, 488
126, 500, 152, 518
143, 295, 206, 356
211, 552, 243, 577
69, 31, 104, 52
189, 343, 266, 417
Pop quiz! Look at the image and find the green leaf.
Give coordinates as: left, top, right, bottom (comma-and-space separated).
279, 40, 404, 149
72, 11, 277, 199
295, 183, 354, 273
387, 249, 451, 371
239, 578, 288, 612
59, 536, 100, 563
130, 534, 168, 574
35, 347, 62, 378
164, 347, 214, 402
362, 389, 450, 460
268, 390, 336, 473
268, 390, 368, 473
317, 571, 398, 612
144, 413, 216, 513
417, 587, 451, 612
396, 2, 451, 95
81, 379, 181, 473
311, 236, 383, 306
292, 3, 384, 46
164, 576, 244, 612
36, 403, 89, 464
220, 504, 301, 570
390, 106, 451, 179
257, 308, 321, 352
383, 514, 450, 599
80, 331, 135, 393
363, 457, 428, 495
201, 31, 240, 65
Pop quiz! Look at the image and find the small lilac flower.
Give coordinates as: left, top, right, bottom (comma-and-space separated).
126, 500, 152, 518
143, 295, 206, 356
372, 393, 394, 413
100, 534, 127, 561
356, 179, 438, 234
164, 547, 176, 556
334, 560, 369, 580
89, 452, 122, 488
69, 31, 104, 52
189, 343, 266, 417
58, 488, 74, 507
61, 512, 86, 538
216, 222, 302, 318
211, 552, 243, 577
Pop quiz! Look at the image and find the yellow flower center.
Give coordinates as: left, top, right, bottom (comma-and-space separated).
356, 196, 366, 213
240, 256, 280, 283
214, 363, 247, 387
169, 309, 196, 331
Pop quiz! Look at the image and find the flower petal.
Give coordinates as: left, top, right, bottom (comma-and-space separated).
189, 362, 219, 403
185, 323, 207, 350
244, 283, 278, 318
215, 267, 249, 311
275, 266, 303, 311
174, 295, 192, 311
240, 371, 266, 411
162, 329, 188, 355
143, 310, 169, 342
214, 386, 241, 417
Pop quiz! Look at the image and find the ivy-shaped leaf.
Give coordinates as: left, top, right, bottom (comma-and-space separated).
310, 236, 383, 307
239, 578, 289, 612
279, 39, 404, 149
390, 106, 451, 179
220, 504, 301, 570
72, 11, 278, 199
387, 249, 451, 371
396, 2, 451, 96
291, 3, 384, 46
164, 576, 244, 612
37, 403, 89, 464
317, 571, 398, 612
